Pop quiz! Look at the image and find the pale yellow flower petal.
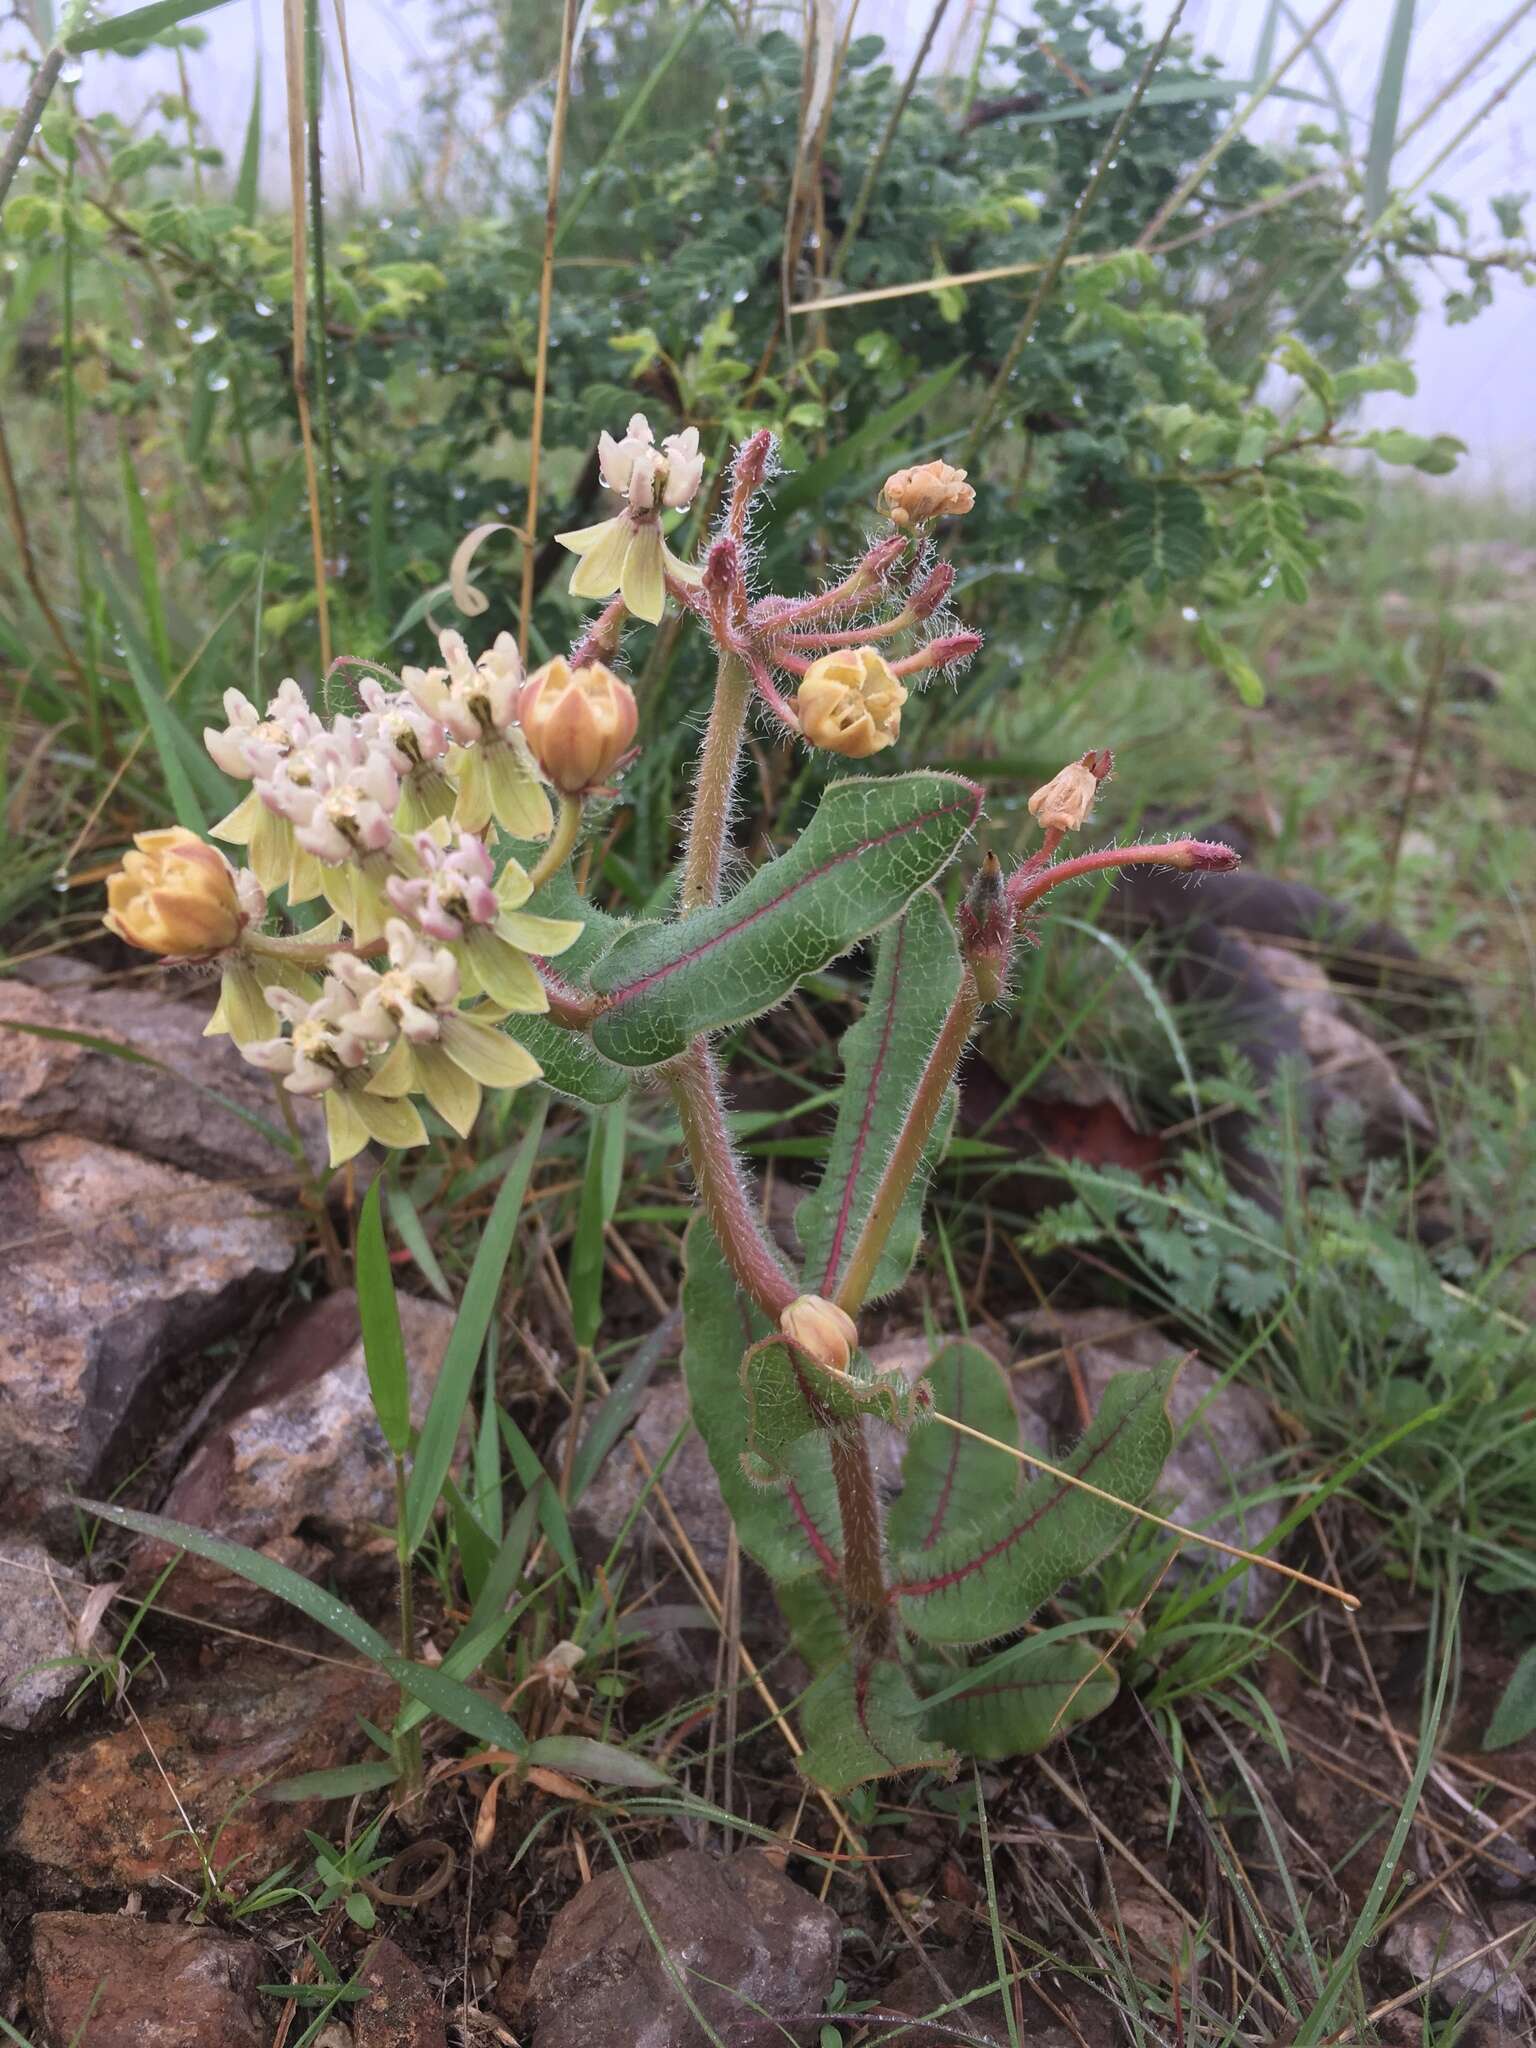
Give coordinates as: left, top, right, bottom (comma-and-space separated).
324, 1090, 371, 1167
484, 740, 554, 838
465, 928, 546, 1012
413, 1042, 481, 1138
441, 1011, 543, 1089
351, 1089, 429, 1151
494, 909, 584, 958
618, 523, 665, 623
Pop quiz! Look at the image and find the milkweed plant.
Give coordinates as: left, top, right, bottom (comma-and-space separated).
105, 421, 1241, 1792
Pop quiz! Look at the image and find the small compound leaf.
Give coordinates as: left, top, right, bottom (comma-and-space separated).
796, 890, 963, 1301
798, 1653, 955, 1793
886, 1342, 1021, 1557
739, 1337, 927, 1488
680, 1218, 843, 1590
892, 1364, 1175, 1646
590, 773, 981, 1068
922, 1637, 1119, 1759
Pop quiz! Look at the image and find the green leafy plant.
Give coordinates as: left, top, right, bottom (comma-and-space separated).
99, 414, 1266, 1790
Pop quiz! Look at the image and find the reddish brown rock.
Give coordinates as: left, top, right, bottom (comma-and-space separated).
10, 1655, 390, 1895
528, 1849, 840, 2048
27, 1912, 267, 2048
0, 1131, 296, 1502
354, 1937, 448, 2048
130, 1288, 456, 1621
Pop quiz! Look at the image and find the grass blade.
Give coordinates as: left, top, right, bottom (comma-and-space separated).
67, 0, 239, 52
73, 1498, 393, 1660
1364, 0, 1417, 221
235, 59, 262, 225
96, 558, 235, 828
526, 1735, 670, 1789
403, 1095, 548, 1556
117, 432, 171, 677
356, 1179, 410, 1457
569, 1100, 625, 1350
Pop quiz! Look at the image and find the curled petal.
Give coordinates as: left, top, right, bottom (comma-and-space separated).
450, 521, 516, 619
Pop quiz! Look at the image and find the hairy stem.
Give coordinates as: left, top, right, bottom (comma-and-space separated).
830, 1431, 891, 1633
835, 976, 982, 1315
680, 650, 753, 911
526, 793, 584, 892
666, 1042, 796, 1321
1007, 836, 1237, 915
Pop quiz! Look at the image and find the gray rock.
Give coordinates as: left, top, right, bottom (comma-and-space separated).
1384, 1903, 1533, 2026
0, 1538, 86, 1732
529, 1849, 841, 2048
0, 971, 324, 1184
0, 1132, 296, 1505
130, 1288, 456, 1621
27, 1913, 267, 2048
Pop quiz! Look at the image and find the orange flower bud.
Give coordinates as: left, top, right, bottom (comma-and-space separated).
1028, 760, 1100, 835
878, 459, 975, 530
104, 827, 246, 956
794, 647, 906, 759
779, 1293, 859, 1373
517, 658, 639, 795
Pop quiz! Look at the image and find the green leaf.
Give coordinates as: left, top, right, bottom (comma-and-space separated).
504, 1013, 629, 1105
266, 1759, 400, 1804
378, 1654, 526, 1755
71, 1498, 393, 1661
570, 1100, 625, 1350
526, 1736, 671, 1789
798, 1653, 954, 1792
796, 891, 962, 1301
680, 1217, 842, 1590
1114, 484, 1211, 595
404, 1097, 547, 1556
234, 61, 262, 226
590, 773, 981, 1068
118, 434, 171, 679
1484, 1644, 1536, 1751
892, 1365, 1175, 1646
356, 1180, 411, 1457
923, 1637, 1118, 1760
1194, 618, 1265, 707
98, 561, 233, 830
1364, 0, 1416, 223
739, 1336, 925, 1488
1360, 428, 1464, 476
886, 1342, 1021, 1557
66, 0, 239, 51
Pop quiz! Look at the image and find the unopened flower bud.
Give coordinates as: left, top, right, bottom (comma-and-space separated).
1171, 839, 1242, 872
908, 558, 955, 622
703, 535, 742, 603
518, 657, 639, 795
733, 428, 775, 498
780, 1294, 858, 1373
879, 459, 976, 530
894, 630, 983, 676
1028, 756, 1103, 835
104, 827, 248, 957
958, 852, 1014, 1003
795, 646, 907, 759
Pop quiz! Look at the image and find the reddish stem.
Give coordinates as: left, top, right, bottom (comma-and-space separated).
666, 1042, 796, 1322
1008, 838, 1240, 914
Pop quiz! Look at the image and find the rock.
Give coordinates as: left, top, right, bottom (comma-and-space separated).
1384, 1903, 1531, 2026
354, 1938, 448, 2048
1016, 1310, 1282, 1613
0, 970, 324, 1184
27, 1912, 267, 2048
0, 1538, 88, 1732
10, 1654, 390, 1895
130, 1289, 456, 1620
529, 1849, 840, 2048
1241, 939, 1433, 1146
0, 1132, 296, 1505
568, 1376, 769, 1685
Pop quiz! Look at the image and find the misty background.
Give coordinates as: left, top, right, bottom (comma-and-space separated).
11, 0, 1534, 491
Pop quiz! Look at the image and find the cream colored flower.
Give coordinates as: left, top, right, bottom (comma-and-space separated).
384, 829, 583, 1011
518, 658, 639, 795
556, 413, 706, 624
1028, 759, 1099, 835
878, 460, 976, 530
794, 647, 907, 759
401, 630, 552, 838
240, 980, 427, 1168
780, 1294, 859, 1373
104, 828, 253, 957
